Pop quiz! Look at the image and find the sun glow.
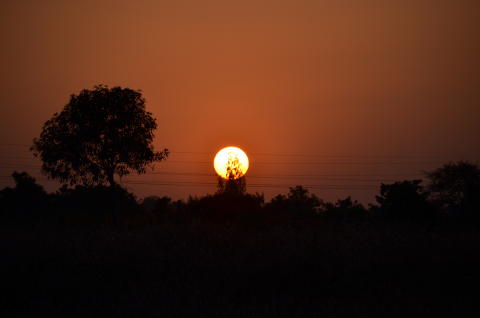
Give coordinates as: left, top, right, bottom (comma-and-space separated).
213, 146, 249, 179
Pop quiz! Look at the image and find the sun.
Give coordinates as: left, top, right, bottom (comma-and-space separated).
213, 146, 249, 179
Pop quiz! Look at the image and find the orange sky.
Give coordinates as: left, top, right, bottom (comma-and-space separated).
1, 0, 479, 203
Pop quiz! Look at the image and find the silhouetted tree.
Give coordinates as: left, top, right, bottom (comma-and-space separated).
287, 185, 321, 213
187, 171, 263, 220
31, 85, 168, 187
216, 151, 248, 196
374, 180, 434, 221
217, 176, 247, 196
426, 161, 480, 217
266, 186, 321, 217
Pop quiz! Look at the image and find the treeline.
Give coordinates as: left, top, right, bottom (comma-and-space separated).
1, 161, 479, 226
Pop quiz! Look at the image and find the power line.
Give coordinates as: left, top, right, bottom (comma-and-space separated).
142, 171, 423, 178
0, 143, 31, 147
0, 168, 424, 181
171, 151, 445, 159
0, 143, 463, 159
159, 160, 444, 165
0, 158, 446, 168
124, 182, 378, 191
0, 170, 423, 178
122, 180, 378, 188
0, 174, 381, 189
0, 164, 42, 169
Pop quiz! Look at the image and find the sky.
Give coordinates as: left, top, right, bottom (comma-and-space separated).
1, 0, 479, 204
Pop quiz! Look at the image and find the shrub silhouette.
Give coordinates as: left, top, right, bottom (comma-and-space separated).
141, 195, 162, 213
321, 196, 368, 221
141, 195, 174, 214
0, 171, 49, 219
54, 184, 139, 224
31, 85, 168, 187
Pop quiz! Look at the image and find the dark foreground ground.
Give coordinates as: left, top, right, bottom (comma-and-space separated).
2, 215, 479, 317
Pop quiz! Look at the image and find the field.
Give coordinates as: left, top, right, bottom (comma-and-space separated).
2, 214, 479, 318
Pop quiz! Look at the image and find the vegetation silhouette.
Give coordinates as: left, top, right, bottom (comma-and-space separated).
2, 87, 480, 317
2, 162, 480, 317
0, 171, 50, 221
185, 155, 262, 223
426, 161, 480, 218
372, 180, 436, 222
141, 195, 172, 214
31, 85, 168, 187
187, 177, 264, 223
215, 152, 248, 196
217, 176, 247, 196
321, 196, 368, 222
1, 161, 479, 225
54, 184, 140, 225
265, 185, 321, 218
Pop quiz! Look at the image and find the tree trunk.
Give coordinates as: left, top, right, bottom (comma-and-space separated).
107, 171, 116, 188
106, 169, 117, 225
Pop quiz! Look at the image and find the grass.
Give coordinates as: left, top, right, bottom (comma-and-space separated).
2, 214, 479, 317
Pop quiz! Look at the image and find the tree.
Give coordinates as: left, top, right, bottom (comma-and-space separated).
216, 176, 247, 196
426, 161, 480, 216
215, 152, 247, 196
374, 180, 434, 220
266, 186, 321, 216
31, 85, 168, 187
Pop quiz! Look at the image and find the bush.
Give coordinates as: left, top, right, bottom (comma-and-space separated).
321, 196, 368, 221
53, 184, 140, 224
0, 171, 50, 220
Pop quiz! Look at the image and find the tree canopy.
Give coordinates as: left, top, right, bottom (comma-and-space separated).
426, 161, 480, 216
374, 180, 433, 220
32, 85, 168, 187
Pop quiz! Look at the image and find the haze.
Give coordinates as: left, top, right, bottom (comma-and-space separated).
1, 0, 479, 203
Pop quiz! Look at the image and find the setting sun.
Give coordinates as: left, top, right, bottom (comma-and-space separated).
213, 146, 249, 179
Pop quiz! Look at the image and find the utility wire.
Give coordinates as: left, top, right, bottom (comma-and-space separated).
0, 160, 445, 166
122, 180, 378, 190
0, 143, 459, 160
